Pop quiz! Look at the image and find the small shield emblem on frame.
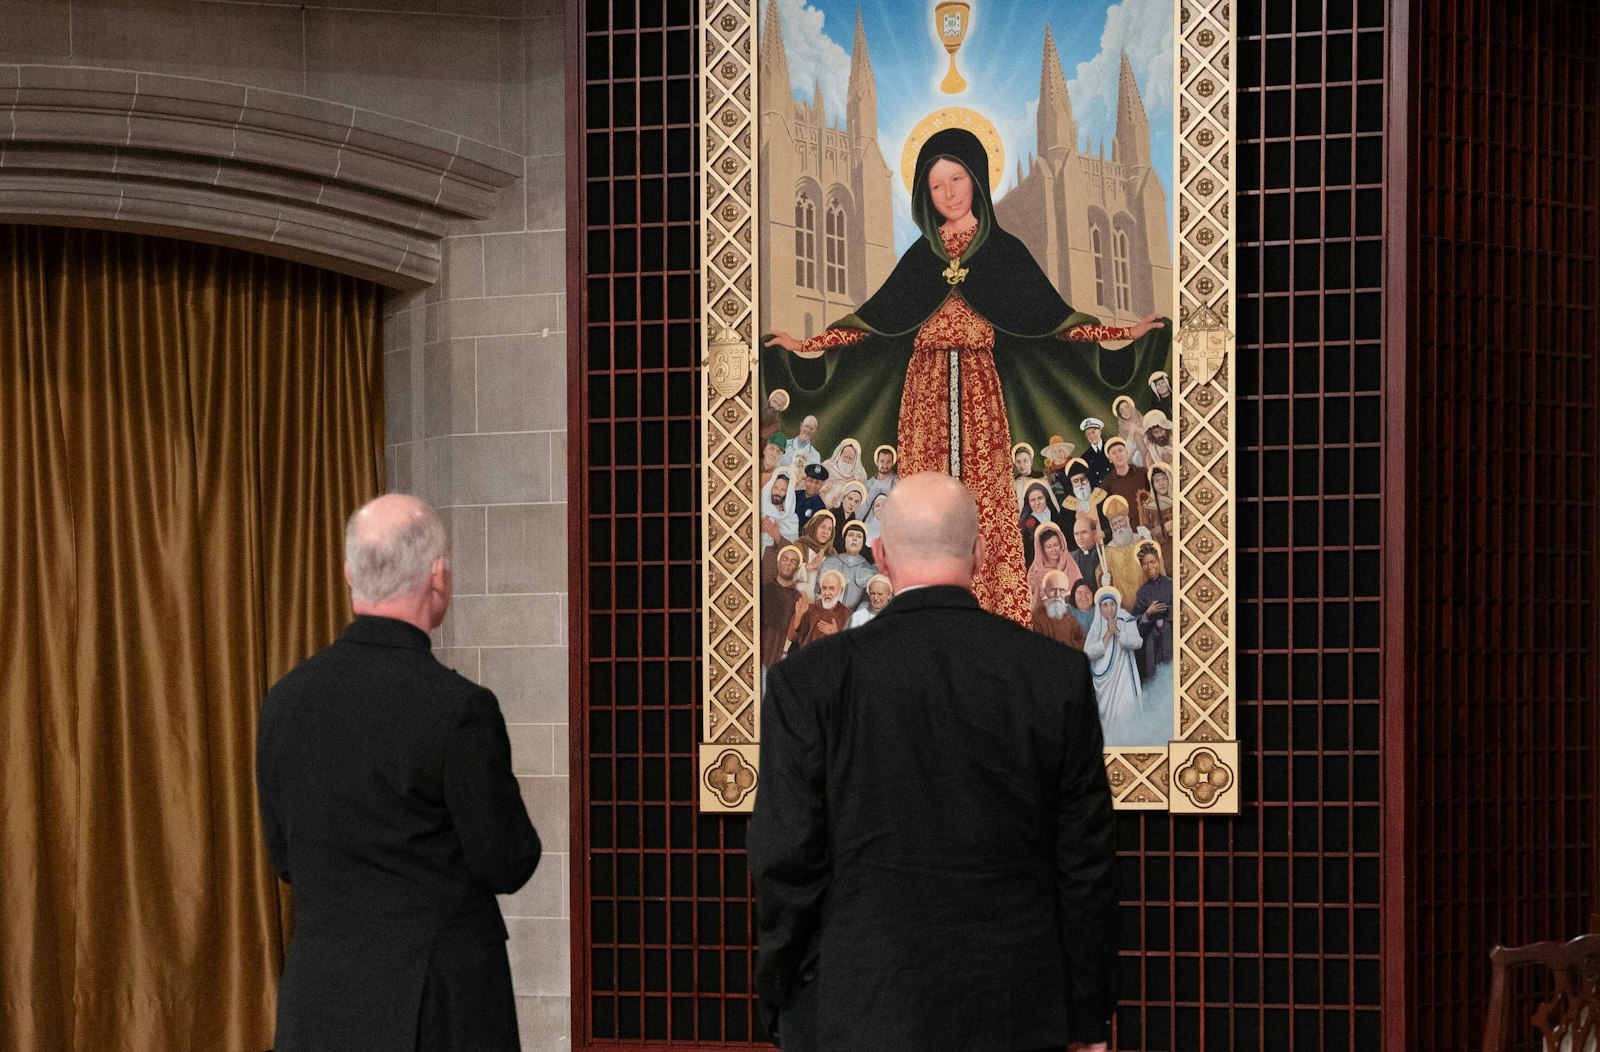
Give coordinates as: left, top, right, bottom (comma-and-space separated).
706, 326, 750, 400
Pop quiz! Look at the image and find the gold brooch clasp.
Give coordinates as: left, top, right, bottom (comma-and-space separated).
942, 254, 968, 285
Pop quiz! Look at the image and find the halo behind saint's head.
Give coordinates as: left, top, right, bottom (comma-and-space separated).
901, 107, 1005, 195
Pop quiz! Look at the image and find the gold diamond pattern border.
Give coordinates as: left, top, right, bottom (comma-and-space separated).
1168, 0, 1240, 814
700, 0, 761, 791
698, 0, 1240, 814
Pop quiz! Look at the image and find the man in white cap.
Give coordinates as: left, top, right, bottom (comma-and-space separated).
1079, 416, 1112, 486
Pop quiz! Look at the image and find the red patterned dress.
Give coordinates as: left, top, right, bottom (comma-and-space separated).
796, 225, 1134, 626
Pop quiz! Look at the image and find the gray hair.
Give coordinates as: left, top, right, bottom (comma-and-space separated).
344, 497, 449, 605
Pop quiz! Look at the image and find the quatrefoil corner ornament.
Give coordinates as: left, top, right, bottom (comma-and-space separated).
1174, 747, 1234, 808
703, 749, 757, 807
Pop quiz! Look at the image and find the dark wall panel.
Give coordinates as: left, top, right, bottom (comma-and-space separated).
1402, 1, 1600, 1048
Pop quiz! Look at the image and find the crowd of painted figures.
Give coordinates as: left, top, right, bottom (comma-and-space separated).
756, 371, 1179, 729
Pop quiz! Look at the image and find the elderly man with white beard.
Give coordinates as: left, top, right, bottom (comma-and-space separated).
1100, 495, 1152, 611
789, 568, 851, 650
760, 468, 798, 552
1059, 458, 1109, 535
1029, 568, 1087, 650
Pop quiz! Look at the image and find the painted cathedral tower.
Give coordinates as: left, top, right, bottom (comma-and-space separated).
994, 31, 1174, 326
758, 2, 896, 339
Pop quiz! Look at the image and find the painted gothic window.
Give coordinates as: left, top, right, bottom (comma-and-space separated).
825, 199, 847, 294
1113, 227, 1131, 312
1091, 225, 1107, 307
795, 194, 817, 289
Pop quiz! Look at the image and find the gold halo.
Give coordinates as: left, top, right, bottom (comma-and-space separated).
900, 107, 1005, 195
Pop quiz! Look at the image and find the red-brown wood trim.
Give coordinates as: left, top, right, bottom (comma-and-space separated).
1591, 0, 1600, 952
1380, 1, 1415, 1050
565, 0, 590, 1046
571, 1046, 764, 1052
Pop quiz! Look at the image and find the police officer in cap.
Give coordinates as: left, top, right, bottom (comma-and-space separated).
796, 462, 830, 534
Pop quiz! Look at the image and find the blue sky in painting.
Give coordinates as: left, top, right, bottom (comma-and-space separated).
764, 0, 1176, 253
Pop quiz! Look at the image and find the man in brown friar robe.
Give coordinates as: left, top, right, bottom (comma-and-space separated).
789, 568, 852, 651
1098, 436, 1150, 530
1030, 569, 1087, 650
761, 544, 808, 667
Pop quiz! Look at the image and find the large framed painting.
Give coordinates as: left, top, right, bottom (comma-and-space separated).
699, 0, 1239, 813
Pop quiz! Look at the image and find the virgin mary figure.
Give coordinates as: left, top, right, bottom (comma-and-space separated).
764, 126, 1169, 624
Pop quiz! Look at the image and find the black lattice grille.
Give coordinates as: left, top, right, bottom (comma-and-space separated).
572, 0, 1397, 1048
1106, 2, 1388, 1047
575, 0, 760, 1045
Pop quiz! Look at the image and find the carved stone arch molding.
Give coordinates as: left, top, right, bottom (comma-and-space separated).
0, 65, 522, 289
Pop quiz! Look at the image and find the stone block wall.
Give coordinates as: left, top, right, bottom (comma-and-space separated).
1, 1, 572, 1047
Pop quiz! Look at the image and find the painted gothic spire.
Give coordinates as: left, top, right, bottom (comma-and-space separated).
847, 7, 878, 143
1037, 25, 1079, 160
760, 0, 791, 115
1113, 49, 1151, 168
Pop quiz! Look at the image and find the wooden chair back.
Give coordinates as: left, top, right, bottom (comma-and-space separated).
1483, 934, 1600, 1052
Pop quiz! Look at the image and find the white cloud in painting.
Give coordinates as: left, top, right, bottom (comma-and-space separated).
1064, 0, 1175, 154
769, 0, 854, 127
992, 98, 1040, 199
891, 182, 916, 254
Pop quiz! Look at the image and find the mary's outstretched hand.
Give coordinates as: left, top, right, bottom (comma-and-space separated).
1129, 314, 1166, 340
764, 331, 803, 353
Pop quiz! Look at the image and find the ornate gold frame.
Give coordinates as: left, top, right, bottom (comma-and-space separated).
698, 0, 1239, 815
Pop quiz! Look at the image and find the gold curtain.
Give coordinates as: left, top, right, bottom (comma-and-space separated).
0, 225, 384, 1052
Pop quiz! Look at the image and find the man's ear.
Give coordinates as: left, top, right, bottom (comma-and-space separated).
870, 537, 890, 578
973, 531, 989, 571
343, 563, 353, 588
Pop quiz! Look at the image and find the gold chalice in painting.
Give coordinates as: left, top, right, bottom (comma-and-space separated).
934, 1, 971, 94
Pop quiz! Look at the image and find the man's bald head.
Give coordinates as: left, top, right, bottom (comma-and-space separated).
345, 493, 449, 607
874, 473, 982, 587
